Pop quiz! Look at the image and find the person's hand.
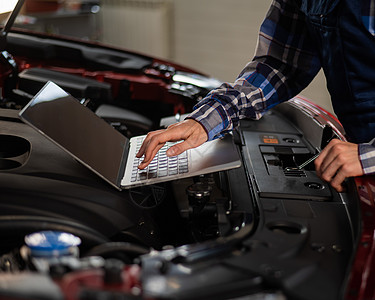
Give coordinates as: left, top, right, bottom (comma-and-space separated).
137, 119, 208, 169
314, 139, 364, 192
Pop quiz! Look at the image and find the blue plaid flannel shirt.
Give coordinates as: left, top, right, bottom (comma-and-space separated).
187, 0, 375, 175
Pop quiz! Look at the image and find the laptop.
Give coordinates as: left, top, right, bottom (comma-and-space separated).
19, 81, 241, 190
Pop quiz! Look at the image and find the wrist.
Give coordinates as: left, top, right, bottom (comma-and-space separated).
187, 103, 231, 140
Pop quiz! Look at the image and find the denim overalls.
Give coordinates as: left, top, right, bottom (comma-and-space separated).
299, 0, 375, 143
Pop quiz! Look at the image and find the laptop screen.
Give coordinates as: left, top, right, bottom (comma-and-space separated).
19, 81, 128, 188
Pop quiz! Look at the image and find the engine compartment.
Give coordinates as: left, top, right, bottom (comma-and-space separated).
0, 16, 365, 298
0, 97, 361, 300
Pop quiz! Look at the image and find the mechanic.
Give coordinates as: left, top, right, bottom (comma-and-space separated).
137, 0, 375, 192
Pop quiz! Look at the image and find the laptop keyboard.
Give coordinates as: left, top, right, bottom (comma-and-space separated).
131, 137, 189, 182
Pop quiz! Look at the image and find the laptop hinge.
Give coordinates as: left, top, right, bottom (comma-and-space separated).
116, 138, 130, 189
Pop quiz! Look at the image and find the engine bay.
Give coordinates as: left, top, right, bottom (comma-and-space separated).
0, 7, 365, 297
0, 96, 360, 300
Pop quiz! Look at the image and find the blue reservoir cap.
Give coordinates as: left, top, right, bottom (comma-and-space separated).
25, 231, 81, 257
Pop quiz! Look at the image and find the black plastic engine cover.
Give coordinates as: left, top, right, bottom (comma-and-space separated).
0, 108, 162, 251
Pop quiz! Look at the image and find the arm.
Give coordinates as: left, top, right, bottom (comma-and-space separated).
188, 0, 321, 140
138, 0, 321, 168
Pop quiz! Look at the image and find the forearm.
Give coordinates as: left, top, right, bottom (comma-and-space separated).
187, 75, 268, 140
188, 0, 321, 141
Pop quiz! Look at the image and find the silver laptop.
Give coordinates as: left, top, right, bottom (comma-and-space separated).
19, 81, 241, 190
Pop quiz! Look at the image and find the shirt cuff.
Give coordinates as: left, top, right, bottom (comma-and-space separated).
185, 101, 232, 140
359, 139, 375, 175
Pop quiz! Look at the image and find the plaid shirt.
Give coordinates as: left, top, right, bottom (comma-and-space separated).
188, 0, 375, 175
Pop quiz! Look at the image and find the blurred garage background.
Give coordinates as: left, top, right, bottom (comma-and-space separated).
6, 0, 332, 113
